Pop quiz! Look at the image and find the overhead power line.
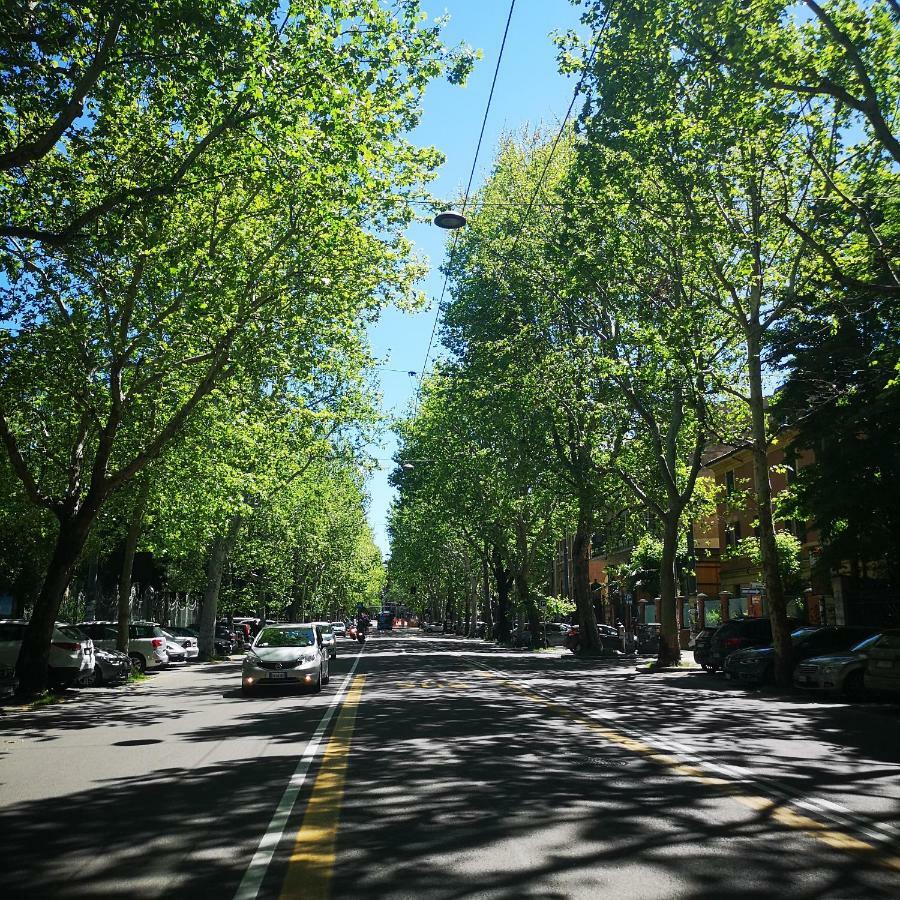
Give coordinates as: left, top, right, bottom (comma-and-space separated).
415, 0, 518, 411
505, 5, 612, 261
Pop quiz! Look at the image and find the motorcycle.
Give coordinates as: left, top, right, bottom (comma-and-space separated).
357, 628, 366, 644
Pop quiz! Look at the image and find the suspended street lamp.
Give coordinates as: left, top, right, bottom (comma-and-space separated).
433, 209, 467, 230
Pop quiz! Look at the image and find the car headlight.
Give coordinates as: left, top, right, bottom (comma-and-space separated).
244, 650, 260, 664
299, 652, 318, 665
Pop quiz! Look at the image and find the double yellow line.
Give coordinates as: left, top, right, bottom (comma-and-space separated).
279, 675, 366, 899
475, 667, 900, 873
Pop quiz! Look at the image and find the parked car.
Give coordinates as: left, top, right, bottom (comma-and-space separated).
163, 638, 187, 664
313, 622, 337, 659
0, 662, 18, 697
707, 617, 778, 671
725, 626, 878, 685
162, 629, 197, 660
331, 621, 346, 637
89, 647, 131, 685
214, 624, 236, 655
166, 626, 200, 658
241, 623, 330, 695
217, 621, 243, 650
77, 620, 168, 673
0, 620, 94, 688
564, 624, 620, 654
421, 622, 443, 634
636, 623, 661, 655
794, 632, 882, 696
692, 626, 718, 670
544, 623, 568, 646
864, 630, 900, 697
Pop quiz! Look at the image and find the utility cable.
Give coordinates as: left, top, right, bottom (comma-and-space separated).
415, 0, 518, 411
505, 5, 611, 261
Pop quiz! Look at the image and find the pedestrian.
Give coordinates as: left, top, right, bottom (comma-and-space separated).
617, 619, 625, 652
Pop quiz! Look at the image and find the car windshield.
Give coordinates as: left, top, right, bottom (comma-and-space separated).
58, 625, 87, 641
317, 625, 334, 636
256, 627, 315, 648
791, 627, 819, 642
875, 632, 900, 650
850, 633, 881, 653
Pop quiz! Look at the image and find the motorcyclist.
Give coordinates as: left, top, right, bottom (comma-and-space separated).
357, 612, 370, 639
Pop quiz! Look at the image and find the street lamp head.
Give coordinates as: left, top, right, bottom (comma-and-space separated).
433, 209, 467, 230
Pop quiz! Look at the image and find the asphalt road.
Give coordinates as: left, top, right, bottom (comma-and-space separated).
2, 632, 899, 899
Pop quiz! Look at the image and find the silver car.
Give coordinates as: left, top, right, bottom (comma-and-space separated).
794, 632, 882, 696
242, 624, 330, 696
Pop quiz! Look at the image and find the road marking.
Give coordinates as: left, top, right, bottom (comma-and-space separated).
469, 660, 900, 872
279, 675, 365, 899
234, 651, 364, 900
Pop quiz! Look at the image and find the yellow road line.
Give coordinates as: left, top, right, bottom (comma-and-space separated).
279, 675, 366, 900
477, 666, 900, 873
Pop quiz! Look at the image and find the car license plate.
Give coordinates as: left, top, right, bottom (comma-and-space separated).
875, 660, 893, 669
267, 671, 287, 680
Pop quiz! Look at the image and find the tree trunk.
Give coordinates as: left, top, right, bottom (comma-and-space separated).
198, 513, 242, 660
513, 568, 542, 649
657, 515, 681, 666
116, 476, 151, 653
16, 508, 97, 695
747, 331, 790, 684
482, 553, 493, 640
572, 516, 601, 651
492, 547, 511, 643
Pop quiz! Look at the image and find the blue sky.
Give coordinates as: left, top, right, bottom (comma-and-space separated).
365, 0, 586, 555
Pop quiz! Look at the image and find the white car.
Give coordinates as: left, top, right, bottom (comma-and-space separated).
331, 621, 346, 637
162, 630, 197, 660
313, 621, 337, 659
77, 620, 169, 673
242, 623, 330, 695
0, 620, 94, 688
165, 627, 200, 659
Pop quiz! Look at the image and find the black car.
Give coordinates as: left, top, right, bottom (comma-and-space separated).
0, 663, 17, 698
707, 617, 777, 671
725, 626, 880, 685
692, 626, 718, 670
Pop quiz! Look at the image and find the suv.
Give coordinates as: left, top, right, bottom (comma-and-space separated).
0, 620, 94, 687
707, 617, 777, 671
77, 621, 169, 673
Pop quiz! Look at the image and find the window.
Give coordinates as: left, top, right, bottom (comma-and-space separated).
725, 470, 735, 497
725, 521, 744, 549
131, 624, 164, 639
785, 449, 797, 485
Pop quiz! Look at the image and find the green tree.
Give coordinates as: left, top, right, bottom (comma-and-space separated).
0, 1, 474, 694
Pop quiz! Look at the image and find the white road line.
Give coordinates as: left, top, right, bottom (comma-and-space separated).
466, 657, 900, 850
234, 648, 364, 900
